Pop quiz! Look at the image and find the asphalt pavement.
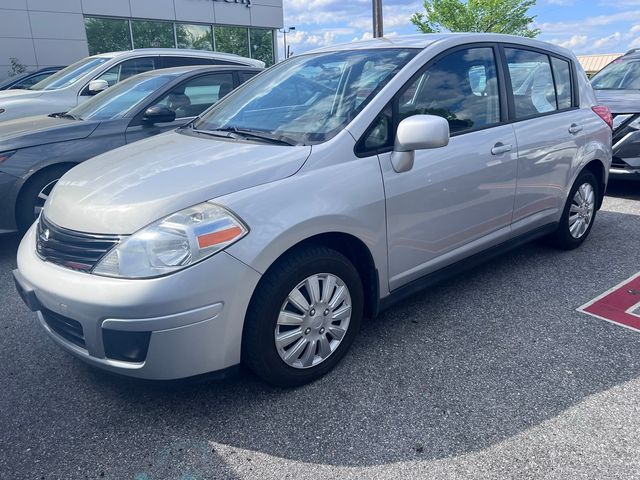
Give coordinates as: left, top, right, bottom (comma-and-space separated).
1, 180, 639, 480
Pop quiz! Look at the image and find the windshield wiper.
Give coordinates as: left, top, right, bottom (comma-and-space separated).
48, 112, 79, 120
206, 127, 300, 146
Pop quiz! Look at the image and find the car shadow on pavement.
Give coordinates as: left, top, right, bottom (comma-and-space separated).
2, 208, 640, 478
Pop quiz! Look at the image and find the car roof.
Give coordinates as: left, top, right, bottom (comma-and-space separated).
133, 64, 263, 79
308, 33, 576, 59
93, 48, 264, 67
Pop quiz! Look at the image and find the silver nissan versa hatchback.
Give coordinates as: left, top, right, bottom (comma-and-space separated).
14, 34, 612, 386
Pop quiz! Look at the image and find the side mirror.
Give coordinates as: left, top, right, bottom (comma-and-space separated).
391, 115, 450, 173
143, 105, 176, 125
88, 79, 109, 95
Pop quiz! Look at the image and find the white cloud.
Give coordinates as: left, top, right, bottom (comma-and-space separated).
553, 35, 589, 49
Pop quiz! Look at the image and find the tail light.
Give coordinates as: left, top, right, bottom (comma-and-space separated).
592, 105, 613, 129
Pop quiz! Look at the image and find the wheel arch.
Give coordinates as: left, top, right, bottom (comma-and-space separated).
245, 231, 380, 324
15, 161, 77, 226
582, 159, 607, 209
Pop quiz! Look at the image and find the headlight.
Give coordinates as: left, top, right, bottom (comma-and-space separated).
93, 202, 248, 279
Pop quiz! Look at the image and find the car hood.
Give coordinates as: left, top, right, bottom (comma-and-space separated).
0, 115, 99, 151
0, 88, 44, 101
594, 89, 640, 114
45, 130, 312, 234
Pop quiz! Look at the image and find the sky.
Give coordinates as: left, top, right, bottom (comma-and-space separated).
277, 0, 640, 57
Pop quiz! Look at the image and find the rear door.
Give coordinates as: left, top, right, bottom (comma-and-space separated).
502, 46, 589, 233
365, 44, 518, 290
125, 71, 236, 144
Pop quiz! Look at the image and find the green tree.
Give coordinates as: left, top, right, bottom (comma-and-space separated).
9, 57, 27, 77
84, 17, 132, 55
411, 0, 540, 38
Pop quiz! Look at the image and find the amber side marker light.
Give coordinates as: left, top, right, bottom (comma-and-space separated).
0, 151, 16, 164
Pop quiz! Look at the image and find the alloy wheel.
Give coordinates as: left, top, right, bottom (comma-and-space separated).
569, 182, 595, 239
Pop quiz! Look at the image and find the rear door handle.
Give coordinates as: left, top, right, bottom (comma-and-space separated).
569, 123, 583, 134
491, 143, 512, 155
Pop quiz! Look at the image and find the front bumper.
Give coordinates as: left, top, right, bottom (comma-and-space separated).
15, 225, 261, 380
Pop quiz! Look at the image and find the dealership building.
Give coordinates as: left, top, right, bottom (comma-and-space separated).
0, 0, 283, 80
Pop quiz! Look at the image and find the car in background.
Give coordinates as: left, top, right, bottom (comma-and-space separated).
0, 65, 261, 233
0, 67, 64, 91
13, 34, 611, 387
0, 49, 264, 122
591, 49, 640, 178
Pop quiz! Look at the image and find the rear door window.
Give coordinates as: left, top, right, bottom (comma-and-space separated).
505, 48, 558, 118
239, 71, 258, 83
551, 57, 573, 110
161, 56, 212, 68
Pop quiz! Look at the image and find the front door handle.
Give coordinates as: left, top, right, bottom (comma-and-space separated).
569, 123, 583, 134
491, 142, 512, 155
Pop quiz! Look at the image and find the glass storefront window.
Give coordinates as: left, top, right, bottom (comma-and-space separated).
250, 29, 274, 66
176, 24, 213, 50
214, 26, 249, 58
131, 20, 175, 49
85, 17, 132, 55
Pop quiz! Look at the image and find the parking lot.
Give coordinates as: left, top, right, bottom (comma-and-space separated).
0, 181, 638, 479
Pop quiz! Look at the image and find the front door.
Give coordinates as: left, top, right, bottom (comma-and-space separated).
367, 45, 518, 290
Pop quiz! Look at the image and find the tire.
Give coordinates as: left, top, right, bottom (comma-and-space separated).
15, 165, 71, 234
242, 245, 364, 387
548, 169, 599, 250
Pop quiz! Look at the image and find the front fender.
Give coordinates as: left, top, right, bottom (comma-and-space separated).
222, 155, 390, 297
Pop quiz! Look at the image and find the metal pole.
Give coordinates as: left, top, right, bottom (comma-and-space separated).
373, 0, 383, 38
283, 31, 287, 59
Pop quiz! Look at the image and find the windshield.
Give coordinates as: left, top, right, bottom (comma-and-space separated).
30, 56, 112, 91
591, 59, 640, 90
68, 72, 178, 121
193, 48, 418, 145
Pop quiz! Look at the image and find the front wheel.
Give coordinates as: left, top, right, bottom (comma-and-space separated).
16, 165, 71, 234
549, 170, 599, 250
242, 245, 364, 387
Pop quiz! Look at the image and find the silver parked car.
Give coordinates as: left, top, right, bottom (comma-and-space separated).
14, 34, 612, 386
0, 49, 264, 122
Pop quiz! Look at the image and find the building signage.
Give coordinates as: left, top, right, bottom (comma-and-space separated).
209, 0, 251, 7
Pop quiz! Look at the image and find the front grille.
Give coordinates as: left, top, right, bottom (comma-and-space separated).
36, 216, 121, 272
42, 309, 85, 349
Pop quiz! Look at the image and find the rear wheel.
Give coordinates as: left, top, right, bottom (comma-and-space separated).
16, 165, 72, 234
549, 170, 599, 250
242, 245, 363, 387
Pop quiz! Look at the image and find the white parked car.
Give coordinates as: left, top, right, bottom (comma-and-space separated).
0, 49, 264, 122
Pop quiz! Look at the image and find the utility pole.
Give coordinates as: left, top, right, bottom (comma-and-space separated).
278, 26, 296, 60
373, 0, 383, 38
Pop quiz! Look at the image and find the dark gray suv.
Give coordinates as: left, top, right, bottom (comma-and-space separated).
591, 49, 640, 177
0, 65, 261, 233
